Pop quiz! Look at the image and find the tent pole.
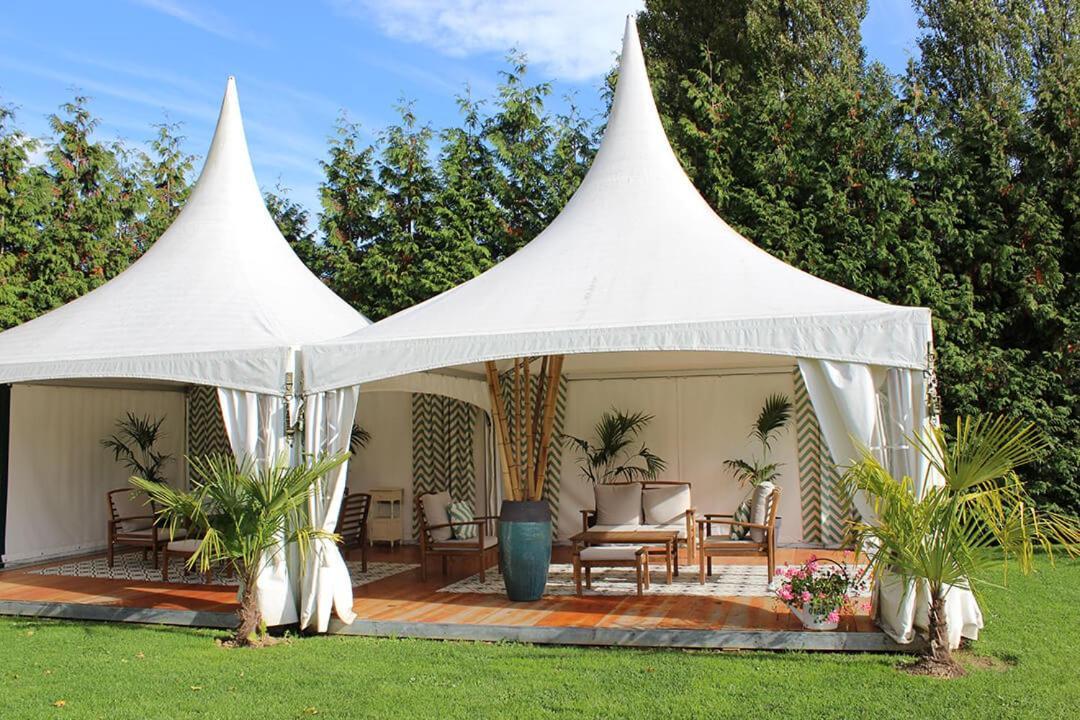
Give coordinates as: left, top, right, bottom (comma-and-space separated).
524, 357, 534, 496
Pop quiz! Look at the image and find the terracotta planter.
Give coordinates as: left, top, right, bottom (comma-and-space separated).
789, 602, 840, 631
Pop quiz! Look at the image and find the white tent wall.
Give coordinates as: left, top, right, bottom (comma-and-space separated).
347, 390, 489, 541
557, 368, 803, 543
4, 384, 186, 564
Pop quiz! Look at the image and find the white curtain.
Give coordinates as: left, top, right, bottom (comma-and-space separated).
299, 387, 360, 632
216, 387, 298, 626
796, 360, 982, 649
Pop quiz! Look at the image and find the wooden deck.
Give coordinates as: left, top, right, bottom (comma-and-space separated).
0, 546, 904, 651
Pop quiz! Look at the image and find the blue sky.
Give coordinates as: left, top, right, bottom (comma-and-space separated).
0, 1, 921, 217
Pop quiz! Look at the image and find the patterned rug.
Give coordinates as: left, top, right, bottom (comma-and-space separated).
437, 563, 870, 598
30, 552, 418, 588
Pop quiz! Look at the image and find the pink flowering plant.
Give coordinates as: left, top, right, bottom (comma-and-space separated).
774, 555, 866, 624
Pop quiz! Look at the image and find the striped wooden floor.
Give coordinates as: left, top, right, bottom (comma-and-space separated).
0, 546, 888, 649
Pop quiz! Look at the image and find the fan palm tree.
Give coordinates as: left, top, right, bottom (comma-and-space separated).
132, 451, 349, 646
844, 416, 1080, 676
564, 409, 666, 484
724, 394, 793, 487
101, 412, 171, 485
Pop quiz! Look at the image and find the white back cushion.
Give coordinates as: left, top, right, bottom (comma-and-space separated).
111, 489, 154, 532
594, 483, 643, 526
748, 482, 776, 543
642, 485, 691, 525
421, 490, 453, 542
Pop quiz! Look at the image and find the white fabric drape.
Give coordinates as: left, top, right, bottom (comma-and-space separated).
796, 359, 881, 522
796, 360, 983, 649
216, 387, 298, 626
875, 369, 983, 648
299, 387, 360, 632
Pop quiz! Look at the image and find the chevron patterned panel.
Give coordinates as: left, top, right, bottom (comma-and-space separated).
792, 369, 823, 543
411, 393, 477, 539
186, 385, 232, 474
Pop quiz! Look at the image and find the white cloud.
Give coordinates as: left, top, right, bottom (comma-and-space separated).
334, 0, 644, 82
130, 0, 268, 46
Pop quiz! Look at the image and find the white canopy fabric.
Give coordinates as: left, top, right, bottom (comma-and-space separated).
302, 18, 931, 392
0, 78, 367, 395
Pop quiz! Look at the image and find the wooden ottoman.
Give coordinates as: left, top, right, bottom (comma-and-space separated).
573, 545, 650, 597
162, 539, 213, 583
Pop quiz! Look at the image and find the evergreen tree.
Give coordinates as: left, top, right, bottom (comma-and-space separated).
134, 120, 194, 252
265, 184, 325, 279
0, 104, 51, 328
24, 97, 141, 319
904, 0, 1078, 513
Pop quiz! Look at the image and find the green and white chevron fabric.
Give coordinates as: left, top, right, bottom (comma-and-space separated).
186, 385, 232, 475
411, 393, 476, 539
792, 368, 856, 545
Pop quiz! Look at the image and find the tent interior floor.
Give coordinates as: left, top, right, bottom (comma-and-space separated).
0, 546, 905, 652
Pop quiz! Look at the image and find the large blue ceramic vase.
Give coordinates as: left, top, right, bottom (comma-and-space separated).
498, 500, 552, 601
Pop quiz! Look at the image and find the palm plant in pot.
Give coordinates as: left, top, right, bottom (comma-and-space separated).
724, 394, 792, 537
843, 416, 1080, 677
132, 451, 348, 646
484, 356, 565, 601
101, 412, 172, 485
564, 409, 666, 484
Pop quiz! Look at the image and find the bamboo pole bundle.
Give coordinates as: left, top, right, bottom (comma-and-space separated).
533, 354, 564, 499
485, 361, 519, 501
524, 356, 534, 491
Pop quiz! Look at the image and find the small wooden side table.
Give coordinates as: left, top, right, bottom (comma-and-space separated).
368, 487, 404, 549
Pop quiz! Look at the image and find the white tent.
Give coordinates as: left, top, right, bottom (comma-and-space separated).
0, 78, 368, 631
0, 78, 366, 395
302, 18, 980, 648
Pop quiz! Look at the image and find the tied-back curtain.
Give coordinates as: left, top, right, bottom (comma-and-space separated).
796, 360, 983, 649
792, 368, 854, 544
216, 387, 297, 626
498, 370, 568, 536
411, 393, 476, 537
874, 368, 983, 648
299, 387, 360, 632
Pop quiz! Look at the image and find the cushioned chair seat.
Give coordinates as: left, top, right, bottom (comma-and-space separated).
433, 536, 498, 549
165, 538, 201, 552
643, 523, 688, 539
120, 527, 187, 540
579, 546, 644, 561
589, 523, 646, 533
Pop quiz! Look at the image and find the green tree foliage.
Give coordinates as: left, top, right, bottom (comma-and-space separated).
899, 0, 1079, 514
133, 121, 194, 252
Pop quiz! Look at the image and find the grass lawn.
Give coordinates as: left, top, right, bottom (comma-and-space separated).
1, 557, 1077, 719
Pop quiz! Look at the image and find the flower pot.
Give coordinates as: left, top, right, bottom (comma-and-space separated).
498, 500, 552, 601
789, 602, 840, 631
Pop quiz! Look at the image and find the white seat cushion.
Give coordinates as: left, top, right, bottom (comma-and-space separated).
421, 490, 454, 542
588, 524, 648, 533
433, 535, 498, 549
642, 485, 691, 525
166, 538, 202, 552
579, 546, 644, 561
641, 522, 689, 539
594, 483, 643, 526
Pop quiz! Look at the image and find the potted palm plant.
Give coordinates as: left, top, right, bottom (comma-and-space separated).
844, 416, 1080, 677
564, 409, 666, 484
724, 393, 792, 488
132, 451, 348, 646
101, 412, 172, 485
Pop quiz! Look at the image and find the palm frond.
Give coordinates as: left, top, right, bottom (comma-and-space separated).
752, 394, 793, 450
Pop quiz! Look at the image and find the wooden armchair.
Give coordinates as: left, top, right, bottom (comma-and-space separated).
415, 492, 500, 583
697, 486, 781, 581
335, 490, 372, 573
106, 488, 182, 568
